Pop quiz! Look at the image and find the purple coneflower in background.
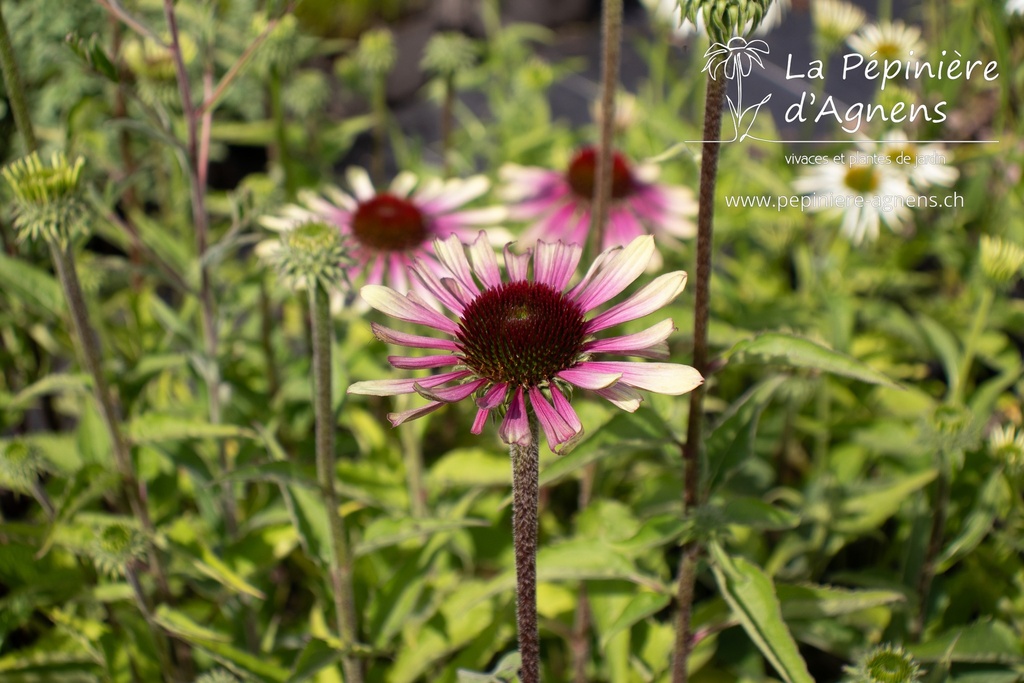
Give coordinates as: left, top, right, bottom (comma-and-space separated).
347, 233, 703, 453
259, 167, 507, 292
499, 147, 697, 254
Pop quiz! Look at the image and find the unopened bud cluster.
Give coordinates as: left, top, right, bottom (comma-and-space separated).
0, 440, 51, 494
678, 0, 773, 41
356, 28, 397, 77
263, 221, 351, 292
89, 520, 149, 578
979, 235, 1024, 286
844, 645, 922, 683
1, 152, 87, 248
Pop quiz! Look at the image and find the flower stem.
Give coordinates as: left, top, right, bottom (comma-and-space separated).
511, 416, 541, 683
911, 446, 950, 641
590, 0, 623, 259
0, 6, 36, 153
671, 72, 728, 683
372, 74, 388, 185
441, 73, 455, 177
309, 284, 363, 683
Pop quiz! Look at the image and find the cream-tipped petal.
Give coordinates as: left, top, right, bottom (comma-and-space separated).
390, 171, 418, 197
415, 378, 486, 403
348, 370, 471, 396
346, 166, 376, 201
572, 235, 655, 312
361, 285, 461, 335
593, 382, 644, 412
584, 319, 677, 356
503, 243, 532, 282
586, 272, 687, 332
422, 175, 490, 213
582, 361, 703, 395
388, 355, 461, 369
534, 240, 583, 292
469, 231, 503, 289
371, 323, 460, 352
388, 401, 445, 426
433, 233, 480, 295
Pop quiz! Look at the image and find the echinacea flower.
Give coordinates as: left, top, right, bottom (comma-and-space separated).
1009, 0, 1024, 16
643, 0, 789, 40
847, 21, 925, 62
259, 167, 507, 292
347, 234, 703, 453
500, 148, 696, 255
875, 132, 958, 190
812, 0, 866, 54
793, 160, 913, 245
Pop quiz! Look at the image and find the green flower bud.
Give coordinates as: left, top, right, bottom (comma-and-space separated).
250, 13, 310, 76
1, 152, 87, 248
979, 235, 1024, 287
421, 32, 477, 77
679, 0, 773, 41
356, 28, 396, 77
89, 520, 148, 578
845, 645, 922, 683
0, 440, 51, 495
261, 221, 351, 292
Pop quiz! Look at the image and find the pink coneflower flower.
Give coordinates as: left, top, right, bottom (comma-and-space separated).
500, 147, 697, 254
259, 167, 507, 292
347, 233, 703, 453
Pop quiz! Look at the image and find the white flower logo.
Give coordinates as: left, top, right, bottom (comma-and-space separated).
703, 37, 772, 141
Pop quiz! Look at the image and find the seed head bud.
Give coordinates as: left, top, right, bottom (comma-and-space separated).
2, 152, 87, 248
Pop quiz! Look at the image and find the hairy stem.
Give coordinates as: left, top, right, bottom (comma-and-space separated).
309, 285, 363, 683
372, 74, 388, 185
269, 68, 295, 196
441, 73, 455, 176
590, 0, 623, 258
671, 73, 727, 683
511, 417, 541, 683
0, 6, 37, 153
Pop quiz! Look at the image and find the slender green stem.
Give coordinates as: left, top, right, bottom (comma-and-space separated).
269, 69, 295, 196
953, 286, 994, 405
309, 285, 363, 683
371, 75, 388, 185
672, 72, 727, 683
511, 416, 541, 683
398, 401, 428, 518
878, 0, 893, 22
590, 0, 623, 260
0, 6, 37, 153
571, 464, 596, 683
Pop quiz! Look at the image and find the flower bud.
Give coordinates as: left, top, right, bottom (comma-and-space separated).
88, 520, 149, 578
421, 32, 477, 77
679, 0, 773, 41
979, 235, 1024, 286
356, 28, 397, 77
845, 645, 922, 683
1, 152, 87, 248
260, 220, 351, 292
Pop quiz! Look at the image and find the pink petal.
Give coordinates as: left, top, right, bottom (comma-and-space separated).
579, 361, 703, 395
348, 370, 472, 396
388, 401, 445, 426
388, 355, 461, 369
409, 258, 466, 314
498, 387, 531, 446
593, 382, 644, 412
549, 387, 582, 433
503, 243, 532, 282
534, 240, 583, 292
415, 378, 487, 403
585, 319, 676, 357
371, 323, 460, 352
477, 382, 509, 409
571, 235, 655, 313
433, 234, 480, 296
529, 387, 581, 454
386, 253, 409, 293
471, 408, 490, 434
556, 366, 622, 390
603, 208, 647, 251
361, 285, 461, 336
586, 272, 688, 332
469, 232, 503, 289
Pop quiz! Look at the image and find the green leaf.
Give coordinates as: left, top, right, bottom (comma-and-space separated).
706, 375, 787, 487
152, 605, 230, 643
10, 374, 89, 409
936, 470, 1008, 572
0, 252, 64, 318
354, 517, 489, 557
125, 414, 255, 444
775, 584, 905, 619
456, 652, 522, 682
599, 591, 672, 649
726, 333, 900, 388
709, 542, 814, 683
718, 497, 800, 531
428, 448, 511, 489
191, 545, 266, 599
280, 484, 332, 566
285, 638, 342, 683
834, 469, 937, 534
909, 620, 1024, 665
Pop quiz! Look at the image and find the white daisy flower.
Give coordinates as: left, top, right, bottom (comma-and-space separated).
793, 161, 914, 245
813, 0, 866, 53
874, 132, 958, 191
1007, 0, 1024, 16
643, 0, 790, 39
847, 20, 926, 62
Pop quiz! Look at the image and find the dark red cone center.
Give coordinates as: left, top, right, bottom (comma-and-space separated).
457, 281, 587, 387
351, 193, 428, 252
566, 147, 634, 201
